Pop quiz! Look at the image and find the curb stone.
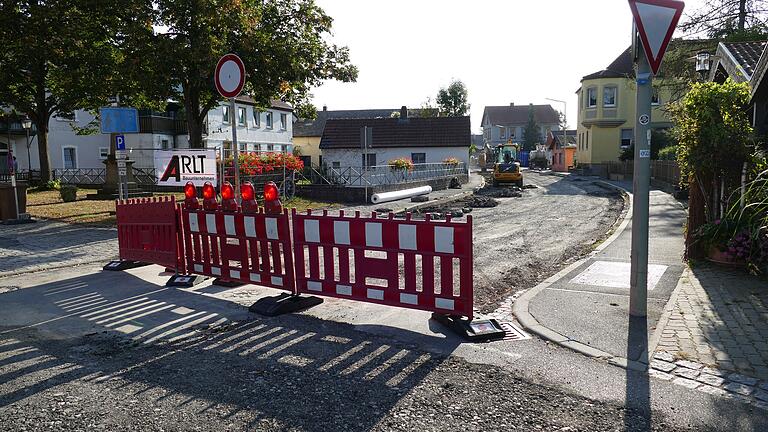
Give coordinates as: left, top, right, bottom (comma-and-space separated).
511, 179, 636, 365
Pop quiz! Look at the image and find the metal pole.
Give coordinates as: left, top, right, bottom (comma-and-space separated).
630, 42, 652, 318
562, 101, 567, 170
230, 98, 240, 201
25, 127, 31, 175
363, 126, 368, 201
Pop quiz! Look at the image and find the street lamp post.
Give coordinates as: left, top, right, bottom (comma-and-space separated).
22, 116, 32, 178
545, 98, 567, 169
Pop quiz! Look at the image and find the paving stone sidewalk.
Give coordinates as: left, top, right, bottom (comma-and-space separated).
650, 265, 768, 409
0, 219, 117, 278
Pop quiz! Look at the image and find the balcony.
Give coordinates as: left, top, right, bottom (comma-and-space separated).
0, 118, 37, 136
138, 115, 188, 135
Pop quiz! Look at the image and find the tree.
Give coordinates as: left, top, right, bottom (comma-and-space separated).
150, 0, 358, 148
436, 80, 470, 117
680, 0, 768, 38
522, 104, 540, 152
670, 79, 752, 223
0, 0, 159, 182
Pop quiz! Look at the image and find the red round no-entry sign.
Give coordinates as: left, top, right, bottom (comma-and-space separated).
214, 54, 245, 98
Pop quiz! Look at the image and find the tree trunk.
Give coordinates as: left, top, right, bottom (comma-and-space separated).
34, 115, 51, 183
739, 0, 747, 30
184, 85, 205, 149
686, 176, 707, 260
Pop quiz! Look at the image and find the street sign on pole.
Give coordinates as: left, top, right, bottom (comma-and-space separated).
627, 0, 684, 318
215, 54, 246, 201
116, 134, 126, 151
99, 107, 140, 134
629, 0, 685, 75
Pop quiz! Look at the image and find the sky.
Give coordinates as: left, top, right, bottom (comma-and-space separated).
311, 0, 706, 134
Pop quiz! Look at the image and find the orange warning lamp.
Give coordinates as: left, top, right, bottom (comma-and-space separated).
202, 181, 218, 211
183, 182, 199, 210
220, 181, 238, 211
263, 181, 282, 214
241, 182, 258, 213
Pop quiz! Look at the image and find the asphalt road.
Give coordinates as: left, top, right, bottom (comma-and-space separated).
0, 172, 765, 431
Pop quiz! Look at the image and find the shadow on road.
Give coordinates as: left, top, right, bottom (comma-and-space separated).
0, 271, 455, 430
624, 314, 651, 432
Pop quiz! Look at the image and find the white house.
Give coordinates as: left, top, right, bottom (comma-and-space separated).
320, 107, 470, 170
3, 98, 293, 173
480, 103, 560, 149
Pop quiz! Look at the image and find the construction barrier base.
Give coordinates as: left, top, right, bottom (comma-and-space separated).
103, 260, 151, 271
431, 313, 506, 342
249, 293, 323, 317
166, 274, 207, 288
211, 278, 246, 288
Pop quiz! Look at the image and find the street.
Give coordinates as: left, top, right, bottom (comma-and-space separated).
1, 172, 765, 431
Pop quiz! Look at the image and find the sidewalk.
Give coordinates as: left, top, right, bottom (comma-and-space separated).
513, 180, 768, 408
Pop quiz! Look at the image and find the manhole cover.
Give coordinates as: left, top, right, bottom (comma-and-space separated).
497, 321, 530, 341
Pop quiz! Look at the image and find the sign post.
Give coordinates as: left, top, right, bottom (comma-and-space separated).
215, 54, 246, 201
115, 134, 126, 200
628, 0, 684, 317
7, 148, 19, 220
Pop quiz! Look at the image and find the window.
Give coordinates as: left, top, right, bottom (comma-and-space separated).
586, 130, 589, 150
362, 153, 376, 168
267, 144, 274, 152
223, 141, 232, 159
274, 144, 282, 153
63, 147, 77, 169
253, 110, 260, 127
499, 127, 506, 140
266, 112, 273, 128
99, 147, 109, 160
603, 87, 617, 107
587, 87, 597, 108
411, 153, 426, 164
651, 89, 660, 105
161, 139, 169, 150
222, 106, 230, 123
238, 107, 246, 126
621, 128, 633, 148
280, 113, 287, 130
239, 143, 246, 152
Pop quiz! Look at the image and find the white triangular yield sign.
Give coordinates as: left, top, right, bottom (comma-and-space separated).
629, 0, 685, 75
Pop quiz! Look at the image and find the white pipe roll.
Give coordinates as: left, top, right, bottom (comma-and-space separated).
370, 186, 432, 204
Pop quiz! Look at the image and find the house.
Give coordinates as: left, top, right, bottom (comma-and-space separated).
546, 129, 577, 172
480, 103, 560, 149
709, 40, 768, 135
5, 98, 292, 173
576, 41, 715, 168
293, 106, 396, 167
319, 106, 470, 170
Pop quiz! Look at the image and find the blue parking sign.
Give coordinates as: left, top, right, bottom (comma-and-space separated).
116, 135, 125, 150
99, 107, 139, 133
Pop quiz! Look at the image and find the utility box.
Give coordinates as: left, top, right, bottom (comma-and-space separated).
0, 180, 28, 221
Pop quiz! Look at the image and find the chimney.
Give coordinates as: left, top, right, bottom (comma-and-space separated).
322, 104, 327, 111
510, 102, 514, 107
400, 106, 408, 119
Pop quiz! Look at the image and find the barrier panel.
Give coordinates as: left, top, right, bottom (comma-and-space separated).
181, 207, 295, 291
291, 210, 474, 318
115, 197, 185, 272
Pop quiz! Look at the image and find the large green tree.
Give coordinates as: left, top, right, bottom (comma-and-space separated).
522, 104, 540, 152
436, 79, 470, 117
150, 0, 358, 148
0, 0, 158, 181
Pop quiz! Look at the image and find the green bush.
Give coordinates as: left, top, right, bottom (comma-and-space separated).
60, 185, 78, 202
658, 146, 677, 160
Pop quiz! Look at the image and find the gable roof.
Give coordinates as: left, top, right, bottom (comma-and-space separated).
713, 40, 768, 84
481, 104, 560, 126
548, 129, 577, 147
233, 96, 293, 111
294, 109, 398, 137
320, 117, 470, 149
582, 47, 634, 81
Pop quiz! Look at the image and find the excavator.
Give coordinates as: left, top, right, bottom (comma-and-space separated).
492, 141, 523, 187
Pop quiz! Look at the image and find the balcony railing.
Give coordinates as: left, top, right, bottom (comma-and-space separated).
138, 115, 188, 135
0, 119, 37, 136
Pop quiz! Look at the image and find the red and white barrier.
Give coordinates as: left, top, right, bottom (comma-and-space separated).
181, 207, 295, 291
114, 197, 185, 272
291, 210, 474, 318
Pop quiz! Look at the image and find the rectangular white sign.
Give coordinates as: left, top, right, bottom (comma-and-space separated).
639, 149, 651, 158
154, 150, 217, 187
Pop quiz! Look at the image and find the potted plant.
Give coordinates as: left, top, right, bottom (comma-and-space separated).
694, 219, 747, 266
388, 157, 414, 172
443, 157, 460, 166
60, 185, 78, 202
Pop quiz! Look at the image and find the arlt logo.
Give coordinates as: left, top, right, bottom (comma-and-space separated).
160, 154, 208, 182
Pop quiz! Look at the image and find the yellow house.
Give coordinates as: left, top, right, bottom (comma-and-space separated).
575, 47, 673, 166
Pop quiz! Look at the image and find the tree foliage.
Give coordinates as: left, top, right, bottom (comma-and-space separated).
436, 80, 470, 117
679, 0, 768, 38
150, 0, 358, 148
669, 80, 753, 220
0, 0, 159, 181
522, 104, 540, 152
